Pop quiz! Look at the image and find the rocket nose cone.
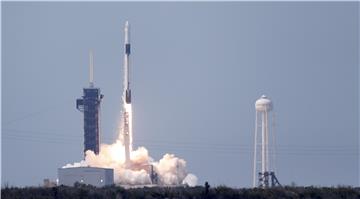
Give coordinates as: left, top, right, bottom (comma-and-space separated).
125, 21, 129, 27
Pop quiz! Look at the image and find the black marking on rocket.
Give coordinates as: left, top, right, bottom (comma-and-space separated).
126, 89, 131, 104
126, 44, 130, 55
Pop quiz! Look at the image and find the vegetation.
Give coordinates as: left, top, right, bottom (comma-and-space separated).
2, 184, 360, 199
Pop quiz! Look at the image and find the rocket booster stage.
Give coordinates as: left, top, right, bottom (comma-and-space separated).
125, 21, 131, 104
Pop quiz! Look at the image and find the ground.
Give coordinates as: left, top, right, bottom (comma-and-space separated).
2, 184, 359, 199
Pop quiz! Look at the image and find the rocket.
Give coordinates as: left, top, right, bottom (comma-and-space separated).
124, 21, 131, 104
123, 21, 132, 166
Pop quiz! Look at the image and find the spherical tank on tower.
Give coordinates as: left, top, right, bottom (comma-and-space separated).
255, 95, 273, 112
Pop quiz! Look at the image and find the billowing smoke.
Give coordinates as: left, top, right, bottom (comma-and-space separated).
64, 126, 197, 186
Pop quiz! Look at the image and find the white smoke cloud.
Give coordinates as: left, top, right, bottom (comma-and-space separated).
63, 136, 197, 186
182, 173, 198, 187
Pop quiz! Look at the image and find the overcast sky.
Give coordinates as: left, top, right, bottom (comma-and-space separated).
2, 2, 359, 187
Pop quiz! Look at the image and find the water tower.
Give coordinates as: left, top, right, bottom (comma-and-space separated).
253, 95, 281, 188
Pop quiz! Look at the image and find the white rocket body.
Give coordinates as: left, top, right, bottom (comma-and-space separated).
123, 21, 132, 166
125, 21, 131, 104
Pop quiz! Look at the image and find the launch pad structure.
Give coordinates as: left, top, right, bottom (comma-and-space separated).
58, 167, 114, 187
76, 51, 103, 157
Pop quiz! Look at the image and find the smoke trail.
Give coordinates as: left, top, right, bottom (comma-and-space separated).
124, 103, 132, 152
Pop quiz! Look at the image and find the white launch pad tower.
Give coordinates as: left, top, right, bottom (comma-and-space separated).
253, 95, 281, 188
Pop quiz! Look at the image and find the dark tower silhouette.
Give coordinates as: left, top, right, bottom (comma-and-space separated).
76, 51, 103, 156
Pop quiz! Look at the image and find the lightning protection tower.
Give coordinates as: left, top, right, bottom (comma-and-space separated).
253, 95, 281, 188
76, 51, 104, 157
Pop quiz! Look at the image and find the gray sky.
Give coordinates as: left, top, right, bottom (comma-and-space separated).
2, 2, 359, 187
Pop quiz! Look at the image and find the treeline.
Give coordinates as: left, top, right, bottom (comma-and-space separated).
2, 184, 360, 199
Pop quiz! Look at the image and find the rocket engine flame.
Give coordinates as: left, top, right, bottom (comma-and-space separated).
63, 21, 197, 186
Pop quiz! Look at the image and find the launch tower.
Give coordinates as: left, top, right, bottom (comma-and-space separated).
76, 51, 104, 156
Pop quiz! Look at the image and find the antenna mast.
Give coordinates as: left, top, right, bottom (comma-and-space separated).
89, 50, 94, 88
